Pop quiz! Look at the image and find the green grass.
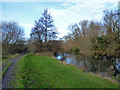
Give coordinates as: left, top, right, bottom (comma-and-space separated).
2, 62, 13, 77
14, 54, 118, 88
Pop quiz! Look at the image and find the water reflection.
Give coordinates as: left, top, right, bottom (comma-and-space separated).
55, 53, 120, 78
116, 58, 120, 72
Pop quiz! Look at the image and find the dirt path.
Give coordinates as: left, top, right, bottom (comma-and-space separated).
2, 53, 27, 88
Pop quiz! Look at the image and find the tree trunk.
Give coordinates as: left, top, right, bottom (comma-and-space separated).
45, 28, 47, 42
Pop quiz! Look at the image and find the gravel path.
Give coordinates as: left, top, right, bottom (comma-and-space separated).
2, 53, 27, 88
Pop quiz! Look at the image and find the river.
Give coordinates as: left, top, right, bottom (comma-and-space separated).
55, 53, 120, 80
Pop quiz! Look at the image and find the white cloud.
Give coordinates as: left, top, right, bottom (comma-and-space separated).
57, 27, 70, 38
2, 0, 118, 2
2, 0, 118, 38
48, 1, 118, 38
19, 23, 34, 38
19, 23, 34, 29
1, 0, 65, 2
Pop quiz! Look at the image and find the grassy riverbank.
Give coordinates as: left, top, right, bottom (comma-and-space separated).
2, 62, 13, 77
14, 54, 118, 88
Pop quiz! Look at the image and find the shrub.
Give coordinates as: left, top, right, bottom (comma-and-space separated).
74, 47, 80, 54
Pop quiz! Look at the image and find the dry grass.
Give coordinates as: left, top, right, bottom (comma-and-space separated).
2, 53, 20, 60
34, 52, 54, 57
89, 72, 118, 84
11, 54, 20, 58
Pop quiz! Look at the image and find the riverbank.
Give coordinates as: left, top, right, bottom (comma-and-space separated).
13, 54, 118, 88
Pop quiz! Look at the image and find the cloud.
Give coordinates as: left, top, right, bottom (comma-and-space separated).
56, 27, 71, 38
2, 0, 118, 2
19, 23, 34, 29
1, 0, 65, 2
19, 23, 34, 38
2, 1, 118, 38
48, 1, 118, 37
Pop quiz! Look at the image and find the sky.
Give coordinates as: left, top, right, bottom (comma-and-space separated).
1, 0, 118, 39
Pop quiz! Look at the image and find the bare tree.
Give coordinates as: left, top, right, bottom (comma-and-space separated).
1, 21, 25, 55
79, 20, 88, 38
103, 10, 119, 37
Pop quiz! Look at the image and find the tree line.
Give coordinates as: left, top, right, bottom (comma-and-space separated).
1, 9, 120, 60
1, 9, 62, 59
62, 10, 120, 59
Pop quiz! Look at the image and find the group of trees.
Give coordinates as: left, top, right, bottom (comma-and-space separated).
62, 10, 120, 59
1, 9, 119, 60
1, 9, 62, 58
29, 9, 61, 53
1, 21, 27, 57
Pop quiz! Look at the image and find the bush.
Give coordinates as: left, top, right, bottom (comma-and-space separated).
2, 55, 9, 59
74, 47, 80, 54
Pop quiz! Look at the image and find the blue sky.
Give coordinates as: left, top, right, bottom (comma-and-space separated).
2, 0, 118, 39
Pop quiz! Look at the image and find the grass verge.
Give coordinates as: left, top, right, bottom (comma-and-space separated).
14, 54, 118, 88
2, 62, 13, 77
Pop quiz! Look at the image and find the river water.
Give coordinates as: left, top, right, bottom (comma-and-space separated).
55, 53, 120, 79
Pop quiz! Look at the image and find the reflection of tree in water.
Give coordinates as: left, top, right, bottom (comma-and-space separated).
87, 58, 112, 73
75, 55, 114, 75
62, 54, 119, 77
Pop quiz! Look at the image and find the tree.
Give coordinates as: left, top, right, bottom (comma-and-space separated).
90, 10, 120, 58
1, 21, 25, 55
30, 9, 58, 52
103, 10, 119, 58
34, 9, 57, 42
79, 20, 88, 38
103, 10, 119, 37
41, 9, 57, 42
30, 21, 43, 52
